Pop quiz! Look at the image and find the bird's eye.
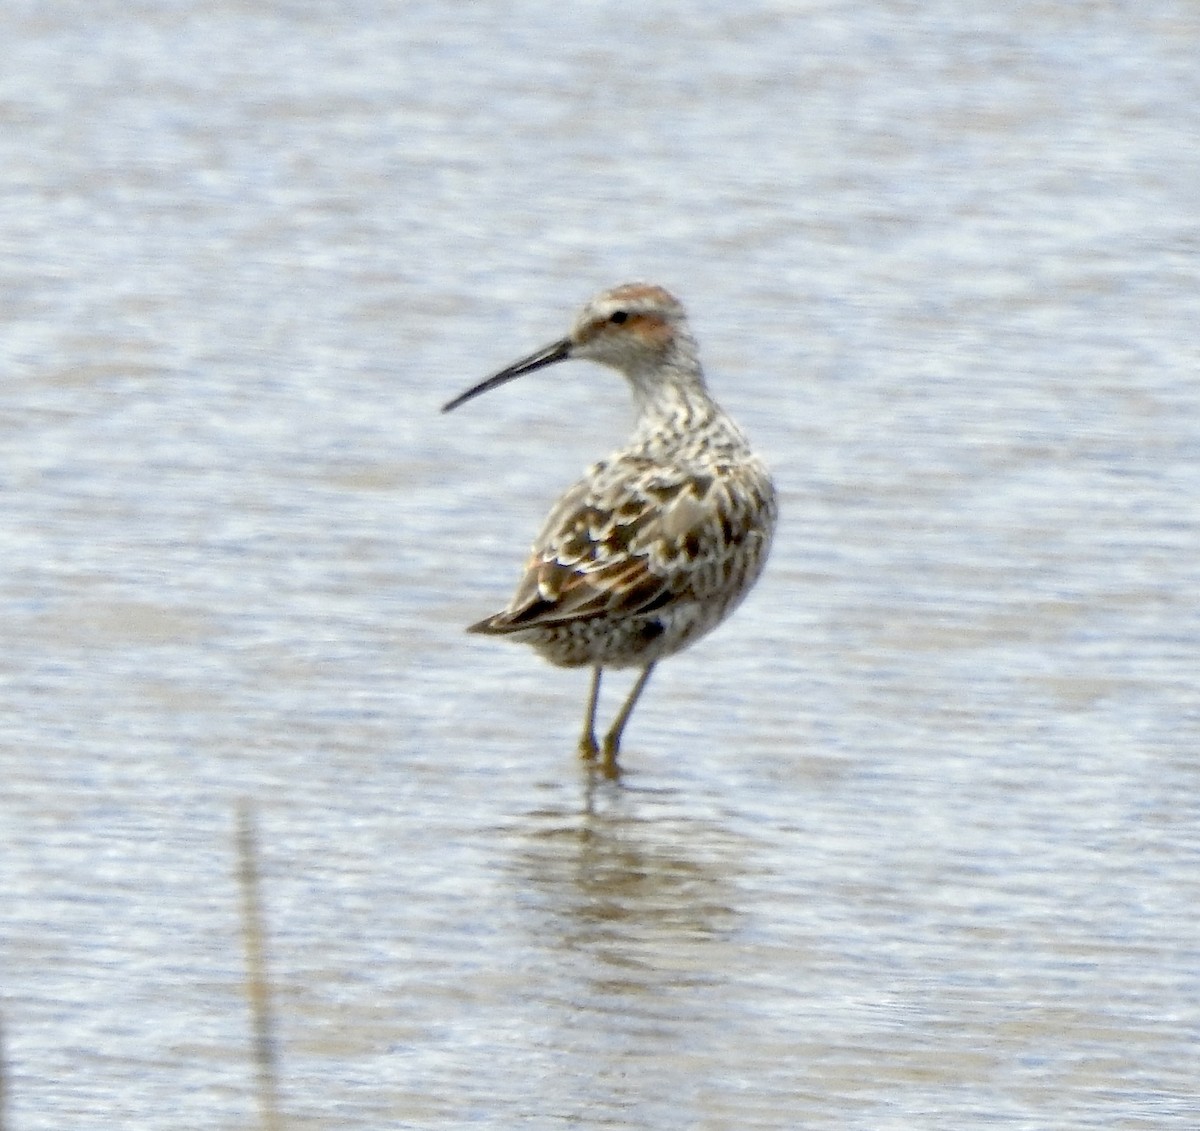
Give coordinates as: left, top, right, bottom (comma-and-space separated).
609, 310, 628, 324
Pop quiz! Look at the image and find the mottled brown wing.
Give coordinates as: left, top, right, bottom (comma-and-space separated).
470, 456, 775, 635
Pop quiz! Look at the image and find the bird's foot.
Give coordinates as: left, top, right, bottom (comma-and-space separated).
598, 734, 621, 779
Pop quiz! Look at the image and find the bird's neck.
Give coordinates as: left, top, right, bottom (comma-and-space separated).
624, 334, 712, 422
625, 361, 748, 460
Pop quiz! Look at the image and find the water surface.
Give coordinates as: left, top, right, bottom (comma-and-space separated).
2, 2, 1199, 1128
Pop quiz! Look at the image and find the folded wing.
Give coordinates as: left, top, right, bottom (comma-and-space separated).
470, 455, 774, 635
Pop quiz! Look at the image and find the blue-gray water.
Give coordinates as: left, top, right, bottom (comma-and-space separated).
3, 2, 1199, 1128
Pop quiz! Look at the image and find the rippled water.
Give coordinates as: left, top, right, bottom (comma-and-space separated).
3, 2, 1199, 1128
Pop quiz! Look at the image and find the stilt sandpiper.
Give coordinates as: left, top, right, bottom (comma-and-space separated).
442, 283, 776, 773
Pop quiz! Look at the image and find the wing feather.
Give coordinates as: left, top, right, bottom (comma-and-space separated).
471, 455, 775, 636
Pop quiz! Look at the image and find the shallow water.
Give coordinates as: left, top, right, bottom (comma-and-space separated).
3, 2, 1199, 1128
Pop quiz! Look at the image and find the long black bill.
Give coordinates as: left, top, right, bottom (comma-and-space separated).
441, 337, 573, 413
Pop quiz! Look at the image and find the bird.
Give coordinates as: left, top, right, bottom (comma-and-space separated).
442, 283, 776, 773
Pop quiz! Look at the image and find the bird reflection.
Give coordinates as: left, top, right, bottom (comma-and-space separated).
508, 773, 751, 972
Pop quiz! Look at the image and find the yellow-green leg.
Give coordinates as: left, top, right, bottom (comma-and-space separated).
578, 665, 603, 759
600, 662, 656, 773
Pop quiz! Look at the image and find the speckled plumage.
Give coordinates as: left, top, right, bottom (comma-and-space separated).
442, 283, 776, 770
